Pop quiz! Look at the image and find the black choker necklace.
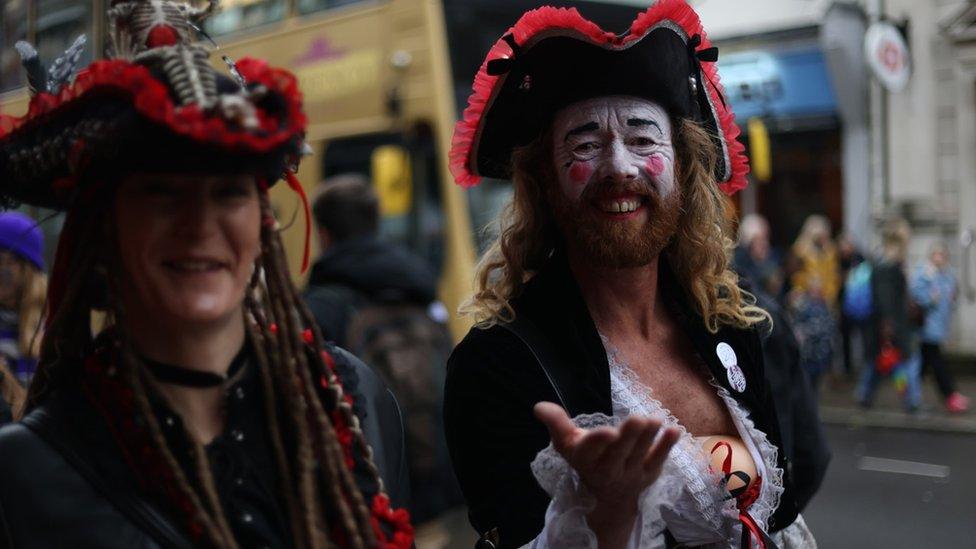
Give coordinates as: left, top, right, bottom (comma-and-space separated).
143, 345, 248, 388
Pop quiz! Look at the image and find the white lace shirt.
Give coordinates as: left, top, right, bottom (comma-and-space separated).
522, 342, 817, 549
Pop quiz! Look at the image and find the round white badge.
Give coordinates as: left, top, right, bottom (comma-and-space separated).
716, 342, 746, 393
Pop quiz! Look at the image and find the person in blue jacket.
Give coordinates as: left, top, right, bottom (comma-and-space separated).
911, 241, 968, 413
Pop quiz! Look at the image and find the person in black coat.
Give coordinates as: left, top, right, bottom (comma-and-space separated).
304, 175, 460, 524
0, 3, 413, 546
443, 2, 814, 547
304, 174, 441, 348
858, 217, 922, 411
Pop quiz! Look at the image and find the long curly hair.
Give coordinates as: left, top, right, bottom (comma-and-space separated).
461, 118, 768, 333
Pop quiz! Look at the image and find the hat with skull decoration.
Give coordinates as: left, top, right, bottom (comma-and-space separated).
0, 0, 308, 211
449, 0, 749, 195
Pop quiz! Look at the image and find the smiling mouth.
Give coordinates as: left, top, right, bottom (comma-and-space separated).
594, 196, 647, 215
162, 260, 227, 273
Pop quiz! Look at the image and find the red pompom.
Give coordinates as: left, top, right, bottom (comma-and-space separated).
370, 493, 415, 548
269, 323, 278, 335
146, 25, 180, 48
320, 349, 336, 370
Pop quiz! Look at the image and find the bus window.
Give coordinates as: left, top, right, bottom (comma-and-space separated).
35, 0, 93, 71
322, 126, 444, 276
298, 0, 374, 16
1, 0, 29, 92
206, 0, 286, 36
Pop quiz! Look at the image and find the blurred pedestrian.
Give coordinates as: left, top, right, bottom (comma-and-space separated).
304, 175, 459, 524
735, 213, 784, 298
858, 217, 922, 411
0, 212, 47, 386
790, 215, 841, 308
789, 281, 835, 394
788, 215, 838, 393
911, 241, 969, 413
837, 233, 866, 379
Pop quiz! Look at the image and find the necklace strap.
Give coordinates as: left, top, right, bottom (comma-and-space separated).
143, 345, 247, 388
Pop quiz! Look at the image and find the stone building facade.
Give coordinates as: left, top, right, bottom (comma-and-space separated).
695, 0, 976, 355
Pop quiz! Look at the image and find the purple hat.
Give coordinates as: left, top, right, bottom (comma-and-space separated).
0, 212, 44, 270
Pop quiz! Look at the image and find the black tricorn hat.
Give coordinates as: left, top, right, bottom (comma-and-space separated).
449, 0, 749, 195
0, 0, 307, 211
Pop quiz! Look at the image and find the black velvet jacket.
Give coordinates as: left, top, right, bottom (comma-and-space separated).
444, 255, 799, 548
0, 346, 408, 549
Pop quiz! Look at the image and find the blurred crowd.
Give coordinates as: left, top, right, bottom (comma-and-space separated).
735, 212, 969, 415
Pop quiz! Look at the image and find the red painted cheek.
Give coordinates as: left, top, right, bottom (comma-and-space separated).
646, 154, 666, 178
568, 162, 592, 185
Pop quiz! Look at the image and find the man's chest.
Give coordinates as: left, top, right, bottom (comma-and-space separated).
612, 340, 736, 436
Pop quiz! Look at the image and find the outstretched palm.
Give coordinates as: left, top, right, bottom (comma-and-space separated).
534, 402, 679, 506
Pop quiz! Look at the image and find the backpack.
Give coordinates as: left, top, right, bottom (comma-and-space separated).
842, 261, 874, 321
342, 296, 459, 522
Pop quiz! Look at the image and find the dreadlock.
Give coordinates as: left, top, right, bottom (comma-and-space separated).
29, 184, 400, 548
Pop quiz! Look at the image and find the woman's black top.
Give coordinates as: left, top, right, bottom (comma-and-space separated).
0, 345, 408, 549
150, 348, 293, 549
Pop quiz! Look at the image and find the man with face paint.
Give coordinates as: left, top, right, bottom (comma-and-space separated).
549, 97, 682, 272
443, 2, 817, 548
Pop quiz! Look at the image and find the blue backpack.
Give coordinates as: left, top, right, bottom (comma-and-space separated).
843, 262, 874, 321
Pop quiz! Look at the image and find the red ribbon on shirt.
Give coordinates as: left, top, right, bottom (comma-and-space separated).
710, 441, 775, 549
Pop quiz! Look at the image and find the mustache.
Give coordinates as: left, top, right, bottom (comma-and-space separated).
579, 177, 662, 204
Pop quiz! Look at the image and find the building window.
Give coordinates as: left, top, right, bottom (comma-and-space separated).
298, 0, 372, 16
1, 0, 29, 92
205, 0, 286, 36
35, 0, 93, 75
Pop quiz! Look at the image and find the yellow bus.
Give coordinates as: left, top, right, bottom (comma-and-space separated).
1, 0, 648, 340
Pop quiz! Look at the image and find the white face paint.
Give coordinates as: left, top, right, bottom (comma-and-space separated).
551, 96, 676, 214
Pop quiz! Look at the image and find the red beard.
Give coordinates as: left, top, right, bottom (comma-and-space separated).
550, 178, 682, 269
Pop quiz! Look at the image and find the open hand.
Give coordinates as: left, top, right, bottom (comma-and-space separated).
534, 402, 679, 505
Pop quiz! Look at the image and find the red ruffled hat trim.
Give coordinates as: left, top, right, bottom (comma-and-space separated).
449, 0, 749, 195
0, 56, 306, 156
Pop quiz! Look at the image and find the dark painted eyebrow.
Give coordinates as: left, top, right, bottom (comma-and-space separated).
627, 118, 662, 132
564, 121, 600, 141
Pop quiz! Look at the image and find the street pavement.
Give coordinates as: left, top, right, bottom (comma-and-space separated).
818, 372, 976, 433
804, 374, 976, 548
803, 423, 976, 548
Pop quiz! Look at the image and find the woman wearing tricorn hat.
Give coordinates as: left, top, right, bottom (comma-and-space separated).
445, 1, 817, 548
0, 1, 413, 547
